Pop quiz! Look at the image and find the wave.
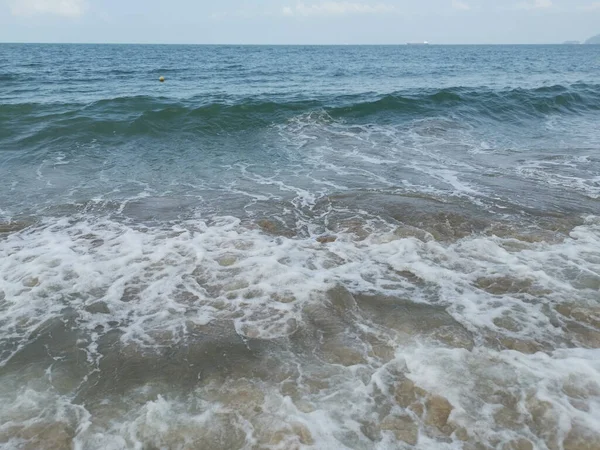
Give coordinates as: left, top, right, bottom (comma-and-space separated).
0, 73, 20, 82
328, 84, 600, 119
2, 84, 600, 142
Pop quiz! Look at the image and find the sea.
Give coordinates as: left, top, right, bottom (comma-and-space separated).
0, 44, 599, 450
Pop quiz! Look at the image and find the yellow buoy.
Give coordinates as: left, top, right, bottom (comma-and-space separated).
159, 76, 165, 83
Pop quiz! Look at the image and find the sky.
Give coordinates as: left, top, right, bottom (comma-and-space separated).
1, 0, 599, 44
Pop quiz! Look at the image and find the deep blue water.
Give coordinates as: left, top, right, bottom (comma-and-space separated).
1, 44, 600, 222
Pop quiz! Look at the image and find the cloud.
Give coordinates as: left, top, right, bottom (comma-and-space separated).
580, 1, 600, 10
515, 0, 552, 10
210, 7, 271, 20
8, 0, 85, 17
282, 2, 397, 17
451, 0, 470, 10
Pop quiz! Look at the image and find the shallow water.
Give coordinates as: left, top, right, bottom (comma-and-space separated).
0, 44, 599, 449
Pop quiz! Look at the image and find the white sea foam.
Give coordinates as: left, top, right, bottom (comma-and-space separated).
0, 212, 599, 448
517, 157, 600, 199
2, 107, 600, 450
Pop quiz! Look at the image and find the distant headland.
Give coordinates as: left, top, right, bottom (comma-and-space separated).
562, 35, 600, 45
585, 34, 600, 45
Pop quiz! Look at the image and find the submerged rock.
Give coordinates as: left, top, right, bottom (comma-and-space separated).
525, 395, 561, 450
0, 221, 30, 234
355, 293, 474, 347
360, 421, 382, 442
394, 377, 426, 408
493, 316, 524, 333
257, 219, 278, 233
300, 297, 368, 366
327, 285, 357, 313
381, 414, 419, 445
203, 378, 265, 414
425, 395, 453, 429
430, 325, 475, 350
290, 422, 314, 445
333, 218, 371, 241
502, 439, 534, 450
2, 421, 74, 450
475, 276, 538, 295
454, 427, 470, 442
555, 303, 600, 348
84, 301, 111, 315
217, 256, 237, 267
22, 277, 40, 288
322, 343, 367, 366
393, 225, 434, 242
499, 337, 544, 354
393, 377, 460, 439
175, 290, 200, 305
563, 424, 600, 450
365, 334, 396, 362
256, 219, 295, 237
316, 235, 337, 244
294, 399, 316, 413
556, 304, 600, 329
272, 293, 296, 304
416, 212, 489, 241
120, 284, 143, 302
256, 420, 314, 449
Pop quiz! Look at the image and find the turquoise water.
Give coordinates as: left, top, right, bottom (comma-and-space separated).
1, 44, 599, 449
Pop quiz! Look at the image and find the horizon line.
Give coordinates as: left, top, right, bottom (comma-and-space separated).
0, 41, 593, 46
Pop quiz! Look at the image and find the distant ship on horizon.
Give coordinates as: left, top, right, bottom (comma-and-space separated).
407, 41, 429, 45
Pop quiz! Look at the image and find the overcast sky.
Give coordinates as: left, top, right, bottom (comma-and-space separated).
1, 0, 599, 44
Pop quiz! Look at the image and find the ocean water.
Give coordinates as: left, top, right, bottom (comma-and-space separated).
1, 43, 600, 449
